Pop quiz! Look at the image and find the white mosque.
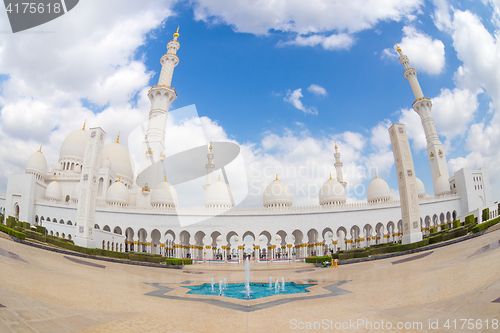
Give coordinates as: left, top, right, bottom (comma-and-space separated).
0, 30, 495, 260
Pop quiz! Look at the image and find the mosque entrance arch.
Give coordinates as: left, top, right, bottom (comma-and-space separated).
13, 203, 19, 220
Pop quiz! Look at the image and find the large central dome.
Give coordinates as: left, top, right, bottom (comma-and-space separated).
101, 141, 134, 184
59, 129, 88, 161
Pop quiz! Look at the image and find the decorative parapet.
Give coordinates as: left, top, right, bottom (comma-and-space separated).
34, 193, 459, 215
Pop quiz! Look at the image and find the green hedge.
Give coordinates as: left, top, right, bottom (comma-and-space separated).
166, 258, 192, 265
36, 226, 46, 235
441, 223, 448, 230
0, 225, 26, 240
0, 215, 4, 224
430, 227, 437, 234
453, 220, 460, 229
24, 229, 47, 242
465, 214, 475, 225
305, 256, 331, 264
482, 208, 490, 222
471, 216, 500, 233
6, 216, 17, 228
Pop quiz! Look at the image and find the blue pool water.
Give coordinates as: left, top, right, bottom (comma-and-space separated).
185, 282, 313, 300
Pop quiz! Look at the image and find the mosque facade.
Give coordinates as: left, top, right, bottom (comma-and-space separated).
0, 31, 495, 260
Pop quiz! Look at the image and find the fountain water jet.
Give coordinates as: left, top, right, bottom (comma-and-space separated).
269, 276, 273, 289
244, 257, 251, 298
219, 280, 223, 295
211, 278, 215, 292
282, 277, 285, 291
275, 279, 280, 294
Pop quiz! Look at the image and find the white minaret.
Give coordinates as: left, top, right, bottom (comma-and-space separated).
397, 43, 449, 195
334, 142, 346, 188
203, 142, 215, 190
138, 27, 181, 180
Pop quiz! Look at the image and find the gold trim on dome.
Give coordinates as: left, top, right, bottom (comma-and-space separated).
38, 145, 42, 153
116, 132, 120, 143
160, 152, 166, 158
82, 119, 86, 130
173, 26, 179, 38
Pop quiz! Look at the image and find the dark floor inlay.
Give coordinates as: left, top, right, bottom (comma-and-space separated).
0, 303, 5, 307
0, 247, 27, 263
183, 271, 204, 274
392, 251, 433, 265
180, 280, 194, 284
470, 240, 500, 257
295, 268, 315, 273
144, 280, 352, 312
492, 297, 500, 303
63, 256, 106, 269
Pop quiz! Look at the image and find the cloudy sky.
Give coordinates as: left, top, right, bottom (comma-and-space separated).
0, 0, 499, 207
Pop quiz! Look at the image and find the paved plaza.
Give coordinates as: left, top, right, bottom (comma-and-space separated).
0, 229, 499, 332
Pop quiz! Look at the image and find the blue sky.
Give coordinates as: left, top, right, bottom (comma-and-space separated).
0, 0, 499, 206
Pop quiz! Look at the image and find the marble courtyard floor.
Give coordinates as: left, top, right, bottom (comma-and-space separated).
0, 229, 499, 332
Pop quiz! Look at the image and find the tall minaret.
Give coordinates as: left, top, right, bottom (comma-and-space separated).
396, 43, 449, 195
334, 142, 346, 188
203, 142, 215, 190
138, 27, 180, 179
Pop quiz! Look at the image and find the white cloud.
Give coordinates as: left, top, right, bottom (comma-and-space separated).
432, 88, 478, 141
383, 26, 445, 75
192, 0, 423, 35
307, 84, 328, 97
284, 88, 318, 115
397, 108, 427, 151
0, 0, 177, 192
284, 33, 355, 51
444, 8, 500, 197
431, 0, 453, 33
192, 0, 423, 49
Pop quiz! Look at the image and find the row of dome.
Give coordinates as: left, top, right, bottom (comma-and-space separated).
26, 127, 135, 182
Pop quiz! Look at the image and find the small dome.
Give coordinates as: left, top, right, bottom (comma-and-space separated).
55, 162, 63, 171
319, 176, 346, 205
106, 179, 130, 206
263, 175, 293, 207
26, 150, 47, 175
101, 142, 134, 182
367, 175, 392, 203
60, 129, 88, 161
434, 175, 450, 196
416, 177, 426, 198
46, 180, 62, 201
205, 177, 234, 208
48, 165, 54, 174
102, 158, 112, 169
151, 179, 176, 207
71, 182, 80, 202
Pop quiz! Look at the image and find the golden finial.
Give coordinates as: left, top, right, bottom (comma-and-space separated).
334, 141, 338, 149
82, 119, 86, 130
164, 175, 167, 182
329, 173, 332, 180
375, 172, 378, 178
395, 41, 402, 54
439, 171, 442, 177
116, 132, 120, 143
218, 174, 221, 181
118, 176, 121, 182
209, 141, 212, 150
173, 26, 180, 38
54, 176, 57, 182
275, 174, 279, 181
38, 145, 42, 153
